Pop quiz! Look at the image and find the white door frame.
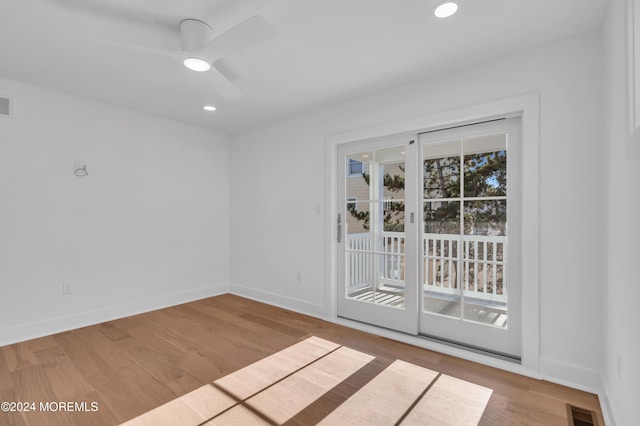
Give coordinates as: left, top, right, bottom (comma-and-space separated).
324, 92, 540, 376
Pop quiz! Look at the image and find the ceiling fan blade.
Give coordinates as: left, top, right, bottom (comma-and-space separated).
81, 36, 182, 61
198, 15, 275, 60
206, 66, 242, 100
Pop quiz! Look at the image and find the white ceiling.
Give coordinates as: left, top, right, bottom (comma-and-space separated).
0, 0, 608, 133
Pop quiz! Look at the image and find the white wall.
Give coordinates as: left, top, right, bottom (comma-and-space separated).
0, 78, 230, 345
602, 1, 640, 425
230, 30, 604, 389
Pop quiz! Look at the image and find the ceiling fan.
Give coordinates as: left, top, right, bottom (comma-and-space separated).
92, 15, 276, 100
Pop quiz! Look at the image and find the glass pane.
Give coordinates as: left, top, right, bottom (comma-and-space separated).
463, 200, 506, 236
462, 302, 508, 328
423, 234, 461, 318
424, 201, 460, 234
383, 201, 405, 232
344, 145, 406, 311
348, 158, 363, 175
381, 161, 405, 200
345, 223, 406, 308
463, 134, 507, 198
375, 146, 405, 203
375, 248, 405, 307
346, 152, 371, 202
423, 140, 460, 199
346, 251, 374, 300
462, 238, 507, 328
346, 202, 370, 234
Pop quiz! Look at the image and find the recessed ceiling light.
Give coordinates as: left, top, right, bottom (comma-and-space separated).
433, 1, 459, 18
183, 57, 211, 72
203, 105, 217, 111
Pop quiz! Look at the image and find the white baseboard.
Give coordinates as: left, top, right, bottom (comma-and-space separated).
598, 387, 616, 426
0, 283, 229, 347
539, 359, 617, 425
539, 357, 603, 394
228, 283, 325, 318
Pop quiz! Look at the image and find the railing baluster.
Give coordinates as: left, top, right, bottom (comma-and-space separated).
388, 237, 392, 280
393, 237, 397, 282
393, 236, 397, 280
483, 241, 487, 294
448, 238, 453, 289
440, 238, 445, 288
364, 238, 367, 284
354, 238, 358, 286
389, 237, 398, 281
352, 236, 356, 287
386, 237, 390, 280
493, 242, 498, 295
424, 238, 427, 289
358, 238, 362, 285
464, 240, 468, 291
350, 246, 354, 287
473, 240, 478, 293
382, 237, 386, 280
496, 243, 499, 296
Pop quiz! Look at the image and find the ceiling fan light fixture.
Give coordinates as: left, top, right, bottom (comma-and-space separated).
433, 1, 459, 18
203, 105, 217, 111
183, 57, 211, 72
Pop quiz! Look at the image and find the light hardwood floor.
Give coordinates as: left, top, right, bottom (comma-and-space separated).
0, 294, 603, 425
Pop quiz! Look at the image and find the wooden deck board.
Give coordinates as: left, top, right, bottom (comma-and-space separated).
350, 289, 509, 326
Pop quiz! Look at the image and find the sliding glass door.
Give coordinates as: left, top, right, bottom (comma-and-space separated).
418, 119, 521, 357
337, 118, 521, 358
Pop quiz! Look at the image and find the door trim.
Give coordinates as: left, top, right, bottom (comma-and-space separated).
325, 92, 540, 375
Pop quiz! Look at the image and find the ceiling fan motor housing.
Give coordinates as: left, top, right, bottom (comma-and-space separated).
180, 19, 214, 52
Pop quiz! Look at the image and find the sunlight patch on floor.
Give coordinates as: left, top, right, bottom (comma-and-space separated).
120, 336, 492, 426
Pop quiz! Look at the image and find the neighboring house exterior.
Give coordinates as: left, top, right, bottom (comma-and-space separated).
345, 158, 405, 234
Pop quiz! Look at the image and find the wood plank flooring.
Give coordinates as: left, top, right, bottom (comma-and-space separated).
0, 294, 604, 425
124, 338, 490, 425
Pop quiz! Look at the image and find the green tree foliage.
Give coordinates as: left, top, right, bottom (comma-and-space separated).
464, 151, 506, 197
424, 150, 507, 235
347, 150, 507, 235
424, 156, 460, 234
464, 150, 507, 235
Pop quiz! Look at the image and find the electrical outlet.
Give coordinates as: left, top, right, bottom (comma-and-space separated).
62, 281, 72, 295
296, 272, 303, 284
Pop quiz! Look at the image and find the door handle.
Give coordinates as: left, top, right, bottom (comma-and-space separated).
337, 213, 342, 243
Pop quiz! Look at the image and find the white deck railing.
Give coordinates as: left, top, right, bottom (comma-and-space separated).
347, 231, 405, 289
347, 232, 507, 304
